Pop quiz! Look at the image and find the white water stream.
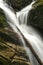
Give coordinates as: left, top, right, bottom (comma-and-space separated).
0, 0, 43, 65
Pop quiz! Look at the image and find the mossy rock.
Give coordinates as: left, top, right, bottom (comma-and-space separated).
0, 56, 10, 65
6, 0, 32, 11
33, 0, 43, 7
0, 37, 30, 65
0, 9, 9, 28
27, 1, 43, 30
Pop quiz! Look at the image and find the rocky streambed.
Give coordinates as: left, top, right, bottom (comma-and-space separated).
0, 8, 31, 65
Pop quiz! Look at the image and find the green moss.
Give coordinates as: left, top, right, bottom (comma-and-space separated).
0, 56, 10, 65
0, 9, 9, 28
33, 0, 43, 7
0, 45, 7, 51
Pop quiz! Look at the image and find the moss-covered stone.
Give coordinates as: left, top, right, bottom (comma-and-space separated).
0, 9, 9, 28
27, 0, 43, 31
0, 56, 10, 65
33, 0, 43, 7
6, 0, 32, 11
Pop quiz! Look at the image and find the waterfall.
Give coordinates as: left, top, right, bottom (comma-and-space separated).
0, 0, 43, 65
16, 1, 35, 24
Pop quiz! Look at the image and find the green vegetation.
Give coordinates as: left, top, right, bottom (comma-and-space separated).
0, 9, 9, 28
0, 57, 9, 65
33, 0, 43, 7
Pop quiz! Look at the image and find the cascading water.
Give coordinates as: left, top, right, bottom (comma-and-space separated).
0, 0, 43, 65
16, 1, 35, 24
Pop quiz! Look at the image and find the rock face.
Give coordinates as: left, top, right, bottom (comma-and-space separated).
0, 9, 30, 65
27, 5, 43, 28
6, 0, 32, 11
0, 37, 30, 65
27, 1, 43, 35
0, 26, 31, 65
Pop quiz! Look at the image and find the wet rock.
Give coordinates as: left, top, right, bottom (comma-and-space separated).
6, 0, 32, 11
0, 8, 30, 65
0, 38, 31, 65
0, 8, 23, 46
0, 9, 9, 28
0, 28, 24, 46
27, 1, 43, 35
